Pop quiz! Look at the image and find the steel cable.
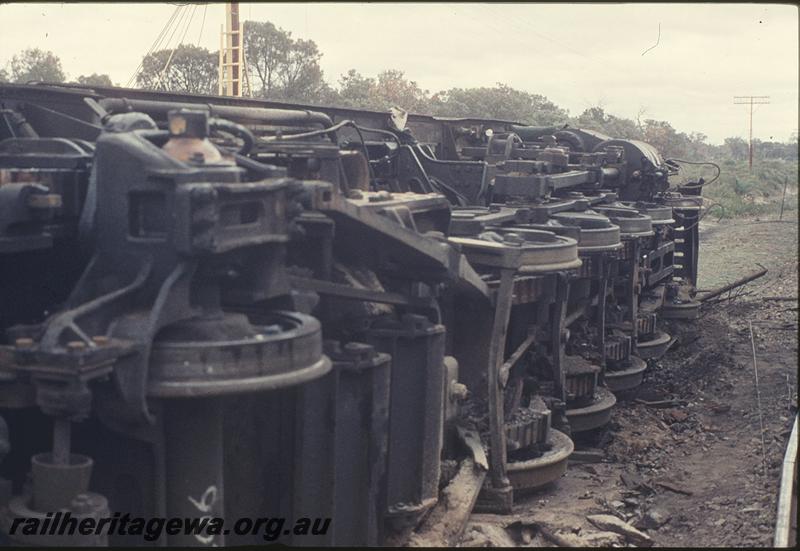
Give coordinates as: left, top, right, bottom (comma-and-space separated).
155, 5, 197, 89
126, 5, 183, 88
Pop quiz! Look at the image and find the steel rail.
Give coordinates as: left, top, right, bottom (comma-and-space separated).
774, 415, 798, 547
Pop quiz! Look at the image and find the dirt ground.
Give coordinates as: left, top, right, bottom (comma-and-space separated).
461, 216, 799, 547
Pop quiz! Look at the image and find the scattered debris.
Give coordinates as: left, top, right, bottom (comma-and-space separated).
620, 472, 655, 494
569, 449, 606, 463
665, 409, 689, 423
583, 530, 626, 546
408, 458, 486, 547
698, 266, 768, 303
707, 401, 732, 414
586, 514, 653, 545
461, 522, 517, 547
655, 479, 694, 496
635, 398, 686, 408
580, 464, 599, 475
530, 523, 576, 547
641, 508, 671, 529
462, 218, 797, 548
457, 425, 489, 471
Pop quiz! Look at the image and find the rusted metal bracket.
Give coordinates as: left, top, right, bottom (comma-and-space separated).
486, 268, 515, 493
499, 330, 537, 388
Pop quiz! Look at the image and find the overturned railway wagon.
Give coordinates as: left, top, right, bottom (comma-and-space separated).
0, 83, 708, 546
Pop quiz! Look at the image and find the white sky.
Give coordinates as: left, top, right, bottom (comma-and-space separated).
0, 2, 797, 144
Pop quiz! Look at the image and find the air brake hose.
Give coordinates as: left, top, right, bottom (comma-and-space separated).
209, 117, 255, 156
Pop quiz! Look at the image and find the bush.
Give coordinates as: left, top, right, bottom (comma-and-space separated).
671, 158, 798, 219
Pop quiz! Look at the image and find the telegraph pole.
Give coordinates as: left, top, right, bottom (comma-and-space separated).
219, 2, 247, 96
733, 96, 770, 171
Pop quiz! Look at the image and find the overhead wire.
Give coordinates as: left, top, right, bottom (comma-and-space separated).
156, 4, 198, 90
159, 5, 191, 57
126, 5, 182, 87
128, 6, 181, 86
176, 5, 198, 49
197, 3, 208, 46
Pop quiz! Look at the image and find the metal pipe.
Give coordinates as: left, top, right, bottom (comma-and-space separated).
99, 97, 333, 129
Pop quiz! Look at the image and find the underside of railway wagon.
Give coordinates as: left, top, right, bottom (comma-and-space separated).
0, 82, 708, 545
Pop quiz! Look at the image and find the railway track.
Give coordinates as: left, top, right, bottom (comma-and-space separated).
775, 415, 798, 547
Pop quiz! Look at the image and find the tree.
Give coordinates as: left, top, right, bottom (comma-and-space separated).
9, 48, 66, 83
641, 119, 688, 159
335, 69, 377, 108
723, 137, 749, 161
75, 73, 114, 87
372, 70, 429, 112
429, 84, 568, 125
0, 68, 8, 83
244, 20, 290, 98
635, 106, 649, 132
278, 38, 327, 102
685, 131, 711, 161
136, 45, 217, 95
243, 20, 328, 102
573, 107, 643, 140
328, 69, 430, 112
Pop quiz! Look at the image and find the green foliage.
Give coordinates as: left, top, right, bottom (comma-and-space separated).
4, 25, 798, 220
335, 69, 378, 108
732, 177, 754, 195
9, 48, 65, 83
429, 84, 568, 125
372, 70, 430, 112
136, 45, 217, 95
572, 107, 644, 140
244, 21, 290, 97
332, 69, 429, 112
673, 158, 798, 218
75, 73, 114, 87
243, 20, 329, 102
